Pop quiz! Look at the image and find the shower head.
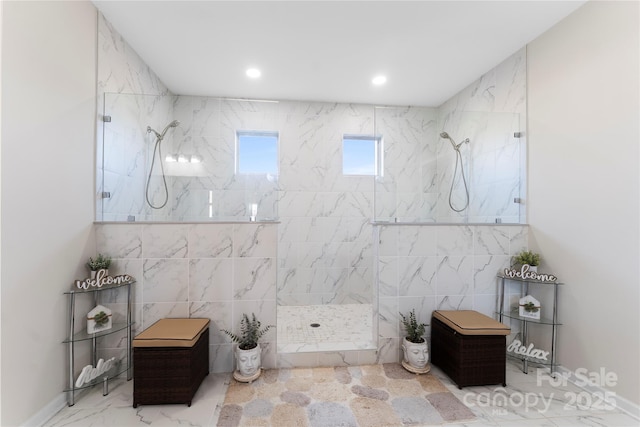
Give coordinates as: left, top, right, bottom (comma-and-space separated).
440, 131, 469, 151
147, 120, 180, 141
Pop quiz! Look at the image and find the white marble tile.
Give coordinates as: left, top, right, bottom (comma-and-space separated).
398, 256, 437, 297
210, 343, 234, 374
378, 297, 399, 339
233, 223, 277, 258
436, 255, 473, 296
475, 226, 510, 255
188, 224, 233, 258
378, 256, 399, 297
96, 224, 142, 259
397, 225, 437, 256
189, 258, 233, 302
377, 225, 399, 256
142, 259, 188, 303
474, 255, 510, 294
437, 225, 474, 256
142, 224, 189, 258
232, 257, 276, 300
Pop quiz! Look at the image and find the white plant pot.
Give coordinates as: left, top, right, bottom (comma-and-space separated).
401, 337, 431, 374
90, 269, 109, 279
233, 344, 262, 382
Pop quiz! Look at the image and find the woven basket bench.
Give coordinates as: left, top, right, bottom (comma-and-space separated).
431, 310, 510, 389
133, 318, 210, 407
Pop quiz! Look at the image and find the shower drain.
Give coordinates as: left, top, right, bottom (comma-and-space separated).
310, 323, 321, 328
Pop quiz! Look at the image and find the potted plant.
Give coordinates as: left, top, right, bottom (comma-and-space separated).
513, 250, 540, 272
399, 309, 430, 374
87, 253, 112, 278
221, 313, 272, 382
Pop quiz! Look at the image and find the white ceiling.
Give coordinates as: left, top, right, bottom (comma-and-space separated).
93, 1, 586, 107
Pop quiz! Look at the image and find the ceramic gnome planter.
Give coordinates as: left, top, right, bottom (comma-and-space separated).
400, 309, 431, 374
234, 345, 262, 382
402, 337, 430, 374
221, 313, 272, 383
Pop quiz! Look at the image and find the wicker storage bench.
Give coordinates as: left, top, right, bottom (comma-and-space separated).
133, 318, 210, 407
431, 310, 510, 389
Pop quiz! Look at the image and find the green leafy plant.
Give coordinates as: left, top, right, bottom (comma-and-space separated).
221, 313, 273, 350
399, 309, 427, 344
523, 302, 539, 313
87, 253, 112, 271
513, 250, 541, 267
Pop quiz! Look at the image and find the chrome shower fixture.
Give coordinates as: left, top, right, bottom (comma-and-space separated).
147, 120, 180, 141
440, 131, 469, 151
145, 120, 180, 210
440, 131, 470, 213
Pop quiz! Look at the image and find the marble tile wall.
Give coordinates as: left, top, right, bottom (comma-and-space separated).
170, 97, 280, 221
376, 223, 528, 359
101, 93, 177, 221
437, 48, 527, 223
95, 222, 278, 373
97, 14, 172, 221
373, 106, 439, 222
95, 13, 529, 372
276, 102, 375, 307
94, 221, 527, 371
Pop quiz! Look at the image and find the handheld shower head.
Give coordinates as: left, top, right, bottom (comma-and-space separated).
147, 120, 180, 141
147, 126, 161, 139
440, 131, 469, 150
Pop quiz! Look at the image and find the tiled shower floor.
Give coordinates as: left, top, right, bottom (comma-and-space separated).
276, 304, 376, 353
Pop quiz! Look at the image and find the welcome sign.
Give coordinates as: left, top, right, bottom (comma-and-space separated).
74, 269, 133, 290
503, 265, 557, 283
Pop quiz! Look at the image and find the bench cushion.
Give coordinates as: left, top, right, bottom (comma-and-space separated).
433, 310, 510, 336
133, 318, 210, 348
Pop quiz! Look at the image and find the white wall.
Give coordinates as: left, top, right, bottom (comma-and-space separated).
1, 1, 98, 425
528, 0, 639, 406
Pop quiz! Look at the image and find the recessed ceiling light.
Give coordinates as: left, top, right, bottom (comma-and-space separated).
372, 75, 387, 85
246, 68, 261, 78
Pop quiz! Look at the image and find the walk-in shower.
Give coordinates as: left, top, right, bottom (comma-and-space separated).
145, 120, 180, 209
440, 131, 470, 213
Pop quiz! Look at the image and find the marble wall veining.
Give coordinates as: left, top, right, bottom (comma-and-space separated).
96, 13, 171, 222
96, 222, 278, 373
437, 48, 527, 224
96, 13, 530, 372
376, 223, 528, 359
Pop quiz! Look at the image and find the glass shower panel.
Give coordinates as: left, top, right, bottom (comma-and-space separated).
373, 107, 523, 224
373, 105, 439, 223
99, 93, 279, 222
100, 93, 176, 221
439, 111, 522, 223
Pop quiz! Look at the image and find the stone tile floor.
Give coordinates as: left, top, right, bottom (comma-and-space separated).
277, 304, 376, 353
43, 360, 639, 426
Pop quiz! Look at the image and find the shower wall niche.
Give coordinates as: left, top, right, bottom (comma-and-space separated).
99, 93, 279, 222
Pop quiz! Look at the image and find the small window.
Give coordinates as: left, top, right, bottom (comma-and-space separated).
343, 135, 382, 176
236, 130, 279, 175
